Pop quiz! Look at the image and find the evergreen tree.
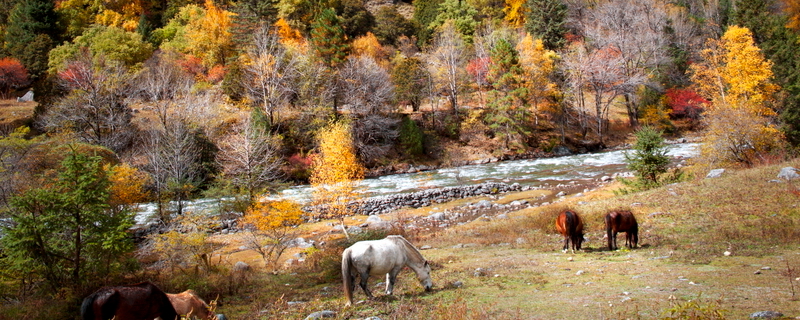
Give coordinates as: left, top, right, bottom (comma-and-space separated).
412, 0, 444, 45
310, 8, 350, 67
391, 55, 430, 112
484, 38, 531, 151
619, 126, 672, 192
429, 0, 479, 43
524, 0, 568, 50
1, 149, 134, 289
3, 0, 59, 78
230, 0, 279, 51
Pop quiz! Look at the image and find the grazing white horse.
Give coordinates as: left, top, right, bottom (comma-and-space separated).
341, 235, 433, 306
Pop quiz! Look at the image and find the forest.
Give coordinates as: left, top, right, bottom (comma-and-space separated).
1, 0, 800, 318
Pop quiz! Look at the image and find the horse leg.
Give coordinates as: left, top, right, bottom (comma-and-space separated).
359, 270, 373, 299
610, 231, 618, 251
562, 235, 569, 253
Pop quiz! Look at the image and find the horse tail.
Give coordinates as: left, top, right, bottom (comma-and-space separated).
342, 248, 354, 306
80, 291, 98, 320
159, 290, 179, 320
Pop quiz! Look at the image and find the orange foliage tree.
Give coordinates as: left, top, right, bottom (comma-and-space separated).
309, 120, 364, 239
0, 57, 31, 99
185, 0, 235, 68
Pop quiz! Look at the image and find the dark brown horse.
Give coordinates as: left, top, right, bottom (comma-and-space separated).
80, 281, 178, 320
605, 210, 639, 250
555, 210, 584, 253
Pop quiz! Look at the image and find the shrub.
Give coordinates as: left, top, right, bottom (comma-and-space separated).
399, 115, 425, 156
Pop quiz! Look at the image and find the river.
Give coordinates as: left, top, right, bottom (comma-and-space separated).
135, 143, 700, 225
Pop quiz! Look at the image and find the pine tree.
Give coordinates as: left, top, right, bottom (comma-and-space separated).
1, 149, 134, 289
391, 55, 430, 112
3, 0, 59, 78
310, 8, 350, 67
484, 38, 531, 151
623, 126, 670, 190
524, 0, 568, 50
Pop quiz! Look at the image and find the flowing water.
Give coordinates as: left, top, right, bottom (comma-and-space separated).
136, 143, 700, 225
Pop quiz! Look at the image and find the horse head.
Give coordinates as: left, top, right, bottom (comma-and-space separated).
419, 260, 433, 292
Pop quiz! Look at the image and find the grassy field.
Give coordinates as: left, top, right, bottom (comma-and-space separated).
209, 158, 800, 319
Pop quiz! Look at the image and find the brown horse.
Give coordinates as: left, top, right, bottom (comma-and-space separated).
605, 210, 639, 250
555, 210, 584, 253
80, 281, 178, 320
167, 289, 219, 320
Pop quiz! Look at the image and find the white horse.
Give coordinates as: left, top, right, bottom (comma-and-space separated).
341, 235, 433, 306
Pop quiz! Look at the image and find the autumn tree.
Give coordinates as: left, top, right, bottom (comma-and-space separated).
516, 34, 558, 129
309, 120, 364, 239
524, 0, 568, 50
217, 116, 284, 204
147, 210, 218, 273
242, 200, 304, 269
133, 51, 195, 129
504, 0, 526, 28
242, 25, 300, 125
581, 0, 670, 127
339, 55, 395, 116
184, 0, 234, 68
40, 53, 137, 153
1, 149, 134, 290
143, 120, 206, 219
484, 38, 530, 151
428, 21, 469, 117
0, 57, 30, 99
690, 25, 783, 166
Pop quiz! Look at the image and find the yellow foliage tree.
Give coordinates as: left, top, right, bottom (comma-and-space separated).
309, 121, 364, 239
185, 0, 235, 68
516, 34, 559, 128
148, 212, 219, 274
243, 200, 304, 269
504, 0, 527, 28
690, 25, 783, 166
108, 163, 151, 209
95, 1, 144, 32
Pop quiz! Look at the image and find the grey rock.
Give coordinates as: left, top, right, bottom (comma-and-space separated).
428, 212, 446, 221
706, 169, 725, 178
365, 215, 382, 223
305, 310, 336, 319
749, 311, 783, 319
778, 167, 800, 180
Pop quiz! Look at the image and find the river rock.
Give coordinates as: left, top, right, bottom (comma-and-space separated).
305, 310, 336, 319
749, 311, 783, 319
778, 167, 799, 180
233, 261, 251, 272
706, 169, 725, 178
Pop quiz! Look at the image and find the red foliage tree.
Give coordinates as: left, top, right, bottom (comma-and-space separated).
467, 56, 490, 88
0, 57, 31, 99
665, 88, 709, 119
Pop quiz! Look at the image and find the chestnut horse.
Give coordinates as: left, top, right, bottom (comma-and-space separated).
167, 289, 219, 320
80, 281, 177, 320
605, 210, 639, 250
555, 210, 584, 253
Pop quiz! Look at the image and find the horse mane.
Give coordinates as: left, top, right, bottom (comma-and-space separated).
387, 235, 425, 264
